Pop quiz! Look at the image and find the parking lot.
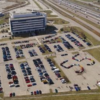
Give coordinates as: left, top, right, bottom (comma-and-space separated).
0, 33, 99, 97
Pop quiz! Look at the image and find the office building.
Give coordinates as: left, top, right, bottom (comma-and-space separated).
9, 11, 47, 35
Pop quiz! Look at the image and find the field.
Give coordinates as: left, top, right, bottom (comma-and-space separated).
0, 14, 9, 25
21, 94, 100, 100
47, 18, 69, 24
42, 10, 58, 17
85, 48, 100, 62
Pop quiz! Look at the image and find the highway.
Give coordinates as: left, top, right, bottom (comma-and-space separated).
48, 0, 100, 35
54, 0, 100, 24
59, 0, 100, 19
40, 0, 100, 41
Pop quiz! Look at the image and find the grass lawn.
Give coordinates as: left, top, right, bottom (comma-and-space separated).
42, 10, 58, 17
85, 48, 100, 62
0, 14, 9, 25
5, 91, 100, 100
17, 57, 25, 60
47, 18, 69, 24
26, 94, 100, 100
72, 52, 79, 54
4, 88, 100, 100
0, 38, 10, 41
39, 45, 54, 55
60, 26, 100, 46
72, 27, 100, 46
19, 61, 27, 64
13, 46, 21, 50
0, 93, 4, 98
55, 37, 62, 42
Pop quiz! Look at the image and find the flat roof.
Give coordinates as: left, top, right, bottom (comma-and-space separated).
10, 12, 45, 19
10, 16, 45, 21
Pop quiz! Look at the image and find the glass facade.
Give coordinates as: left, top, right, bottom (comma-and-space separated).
10, 17, 46, 34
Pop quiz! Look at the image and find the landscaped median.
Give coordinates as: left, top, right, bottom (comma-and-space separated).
42, 10, 58, 17
33, 0, 42, 9
47, 18, 69, 24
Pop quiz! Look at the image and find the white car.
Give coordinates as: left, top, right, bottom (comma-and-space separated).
9, 84, 14, 87
25, 65, 30, 69
61, 79, 66, 83
54, 68, 60, 72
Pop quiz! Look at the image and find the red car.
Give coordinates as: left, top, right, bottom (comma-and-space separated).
10, 93, 12, 97
25, 77, 30, 83
13, 76, 18, 80
27, 84, 32, 87
34, 91, 36, 95
9, 82, 13, 84
25, 79, 30, 83
0, 88, 2, 91
10, 64, 15, 70
10, 64, 14, 68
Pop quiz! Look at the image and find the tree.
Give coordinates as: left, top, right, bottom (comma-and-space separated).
60, 28, 63, 31
98, 0, 100, 3
80, 32, 86, 39
9, 37, 12, 40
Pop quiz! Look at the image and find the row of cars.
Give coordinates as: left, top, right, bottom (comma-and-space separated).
47, 58, 66, 84
14, 47, 24, 59
65, 34, 83, 47
2, 47, 12, 61
10, 90, 42, 97
60, 37, 73, 49
20, 62, 36, 87
74, 84, 81, 91
31, 90, 42, 95
0, 43, 7, 46
0, 80, 3, 93
72, 53, 95, 66
44, 44, 52, 52
5, 64, 19, 87
38, 45, 52, 54
54, 45, 64, 52
38, 46, 45, 53
20, 43, 35, 49
28, 49, 38, 57
72, 32, 91, 46
14, 41, 29, 44
9, 92, 15, 97
42, 36, 62, 44
44, 35, 55, 39
33, 58, 54, 85
60, 59, 84, 74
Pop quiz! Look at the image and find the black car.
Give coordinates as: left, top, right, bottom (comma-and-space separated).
14, 80, 19, 84
11, 71, 16, 75
30, 77, 35, 82
7, 74, 12, 79
27, 71, 32, 75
